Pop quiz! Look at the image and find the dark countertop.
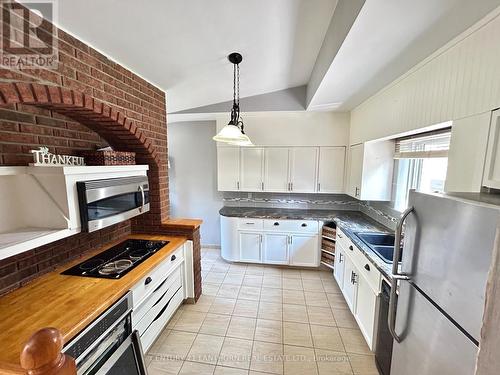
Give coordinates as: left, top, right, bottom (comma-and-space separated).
219, 206, 395, 279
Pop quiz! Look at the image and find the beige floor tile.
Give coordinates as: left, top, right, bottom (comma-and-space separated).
319, 271, 334, 280
282, 278, 303, 290
250, 341, 284, 374
338, 328, 371, 355
282, 269, 301, 279
348, 353, 378, 375
258, 301, 283, 321
173, 311, 207, 332
302, 279, 325, 292
283, 322, 313, 347
200, 313, 231, 336
183, 295, 214, 313
300, 270, 322, 280
217, 284, 241, 299
148, 358, 184, 375
255, 319, 283, 343
214, 366, 249, 375
166, 310, 183, 329
203, 283, 221, 296
283, 304, 308, 323
223, 273, 245, 285
264, 267, 283, 276
238, 286, 261, 301
246, 265, 265, 276
148, 329, 170, 356
322, 279, 342, 294
212, 263, 231, 273
304, 291, 330, 307
218, 337, 253, 369
310, 325, 345, 352
262, 276, 282, 289
228, 264, 247, 274
205, 272, 227, 284
179, 361, 216, 375
327, 293, 349, 309
283, 345, 318, 375
227, 316, 257, 339
315, 349, 353, 375
186, 334, 224, 365
332, 308, 358, 329
282, 290, 305, 305
158, 330, 197, 360
209, 298, 237, 315
233, 299, 259, 318
260, 287, 283, 303
243, 275, 263, 287
307, 306, 336, 326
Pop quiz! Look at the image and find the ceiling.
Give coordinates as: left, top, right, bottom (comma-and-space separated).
57, 0, 337, 113
56, 0, 500, 117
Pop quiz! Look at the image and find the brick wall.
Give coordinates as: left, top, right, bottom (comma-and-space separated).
0, 9, 176, 295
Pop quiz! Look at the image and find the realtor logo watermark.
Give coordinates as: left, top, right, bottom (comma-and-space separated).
0, 0, 58, 69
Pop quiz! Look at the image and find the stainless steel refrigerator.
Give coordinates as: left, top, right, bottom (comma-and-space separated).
389, 191, 500, 375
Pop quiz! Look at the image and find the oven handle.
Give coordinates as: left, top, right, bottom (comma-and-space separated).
139, 185, 145, 213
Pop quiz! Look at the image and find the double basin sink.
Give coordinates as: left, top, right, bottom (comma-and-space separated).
354, 232, 401, 264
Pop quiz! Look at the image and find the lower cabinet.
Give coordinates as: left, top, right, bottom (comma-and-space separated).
342, 255, 358, 312
263, 233, 289, 264
355, 271, 378, 346
289, 234, 319, 267
333, 245, 346, 289
239, 232, 262, 263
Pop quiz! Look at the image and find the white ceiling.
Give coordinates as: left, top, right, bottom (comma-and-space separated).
57, 0, 337, 113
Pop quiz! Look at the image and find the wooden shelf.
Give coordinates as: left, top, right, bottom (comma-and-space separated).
321, 260, 335, 270
321, 249, 335, 256
322, 235, 336, 241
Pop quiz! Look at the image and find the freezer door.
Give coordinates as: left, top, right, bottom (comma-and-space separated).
391, 281, 478, 375
402, 191, 500, 342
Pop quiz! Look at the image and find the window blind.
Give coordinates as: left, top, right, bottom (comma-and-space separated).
394, 128, 451, 159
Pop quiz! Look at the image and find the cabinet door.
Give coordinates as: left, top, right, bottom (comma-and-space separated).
240, 148, 264, 191
289, 147, 319, 193
355, 272, 377, 350
483, 109, 500, 189
318, 147, 346, 193
263, 233, 289, 265
333, 245, 346, 290
348, 144, 363, 198
264, 148, 290, 192
239, 232, 262, 263
289, 234, 319, 267
343, 256, 358, 313
217, 147, 240, 191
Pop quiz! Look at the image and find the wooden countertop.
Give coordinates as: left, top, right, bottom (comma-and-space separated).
0, 234, 187, 366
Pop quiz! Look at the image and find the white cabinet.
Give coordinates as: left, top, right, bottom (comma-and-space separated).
217, 147, 240, 191
289, 147, 319, 192
240, 147, 264, 191
483, 109, 500, 189
342, 255, 358, 313
263, 233, 289, 264
347, 141, 394, 201
239, 232, 262, 263
264, 148, 290, 192
355, 271, 377, 347
289, 234, 319, 267
333, 245, 346, 289
318, 146, 346, 193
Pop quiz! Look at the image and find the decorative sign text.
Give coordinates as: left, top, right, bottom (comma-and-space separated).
30, 147, 85, 166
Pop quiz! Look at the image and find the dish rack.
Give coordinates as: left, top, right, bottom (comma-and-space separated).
320, 222, 336, 270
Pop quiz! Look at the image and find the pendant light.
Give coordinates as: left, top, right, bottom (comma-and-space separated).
213, 52, 253, 146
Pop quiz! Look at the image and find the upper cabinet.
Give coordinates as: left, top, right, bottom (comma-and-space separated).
347, 141, 394, 201
483, 109, 500, 189
318, 146, 346, 193
217, 146, 346, 194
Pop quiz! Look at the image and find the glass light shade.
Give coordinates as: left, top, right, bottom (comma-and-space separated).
212, 124, 247, 143
227, 133, 254, 147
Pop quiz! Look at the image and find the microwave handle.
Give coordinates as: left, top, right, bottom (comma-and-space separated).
138, 185, 145, 213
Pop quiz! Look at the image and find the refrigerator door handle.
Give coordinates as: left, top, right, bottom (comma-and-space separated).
388, 206, 414, 343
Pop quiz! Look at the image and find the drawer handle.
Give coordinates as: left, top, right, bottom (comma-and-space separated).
364, 264, 370, 271
274, 222, 280, 226
301, 223, 307, 227
349, 245, 353, 251
145, 276, 153, 285
338, 234, 343, 238
171, 255, 177, 261
245, 222, 255, 225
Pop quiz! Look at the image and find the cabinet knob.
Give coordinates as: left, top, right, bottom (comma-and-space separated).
349, 245, 353, 251
301, 223, 307, 227
364, 264, 370, 271
274, 222, 280, 226
171, 255, 177, 261
145, 276, 152, 285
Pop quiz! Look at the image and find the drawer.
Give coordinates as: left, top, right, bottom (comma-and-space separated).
139, 286, 184, 352
263, 219, 319, 233
131, 244, 184, 307
336, 228, 352, 249
132, 265, 182, 326
238, 218, 264, 230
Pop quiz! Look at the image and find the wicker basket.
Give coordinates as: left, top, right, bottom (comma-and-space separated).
80, 150, 136, 166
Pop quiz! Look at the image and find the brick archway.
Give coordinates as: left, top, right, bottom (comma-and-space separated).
0, 81, 167, 226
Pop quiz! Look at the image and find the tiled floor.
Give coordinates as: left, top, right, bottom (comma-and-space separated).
145, 248, 379, 375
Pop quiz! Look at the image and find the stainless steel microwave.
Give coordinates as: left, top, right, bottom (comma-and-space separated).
77, 176, 150, 232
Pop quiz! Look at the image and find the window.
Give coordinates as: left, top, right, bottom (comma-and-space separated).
393, 129, 451, 211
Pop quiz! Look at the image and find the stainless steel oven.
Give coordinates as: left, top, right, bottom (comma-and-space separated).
77, 176, 150, 232
64, 292, 148, 375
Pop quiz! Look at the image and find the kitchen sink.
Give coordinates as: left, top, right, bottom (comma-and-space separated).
355, 232, 401, 264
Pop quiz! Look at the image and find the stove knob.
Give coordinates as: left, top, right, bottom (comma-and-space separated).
171, 255, 176, 261
145, 277, 152, 285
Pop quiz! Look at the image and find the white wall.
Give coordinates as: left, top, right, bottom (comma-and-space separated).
216, 111, 350, 146
168, 121, 223, 246
350, 7, 500, 144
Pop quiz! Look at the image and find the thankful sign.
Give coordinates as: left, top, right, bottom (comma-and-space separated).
30, 147, 85, 166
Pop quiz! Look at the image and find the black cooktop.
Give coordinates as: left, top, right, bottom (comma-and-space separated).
62, 239, 169, 279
